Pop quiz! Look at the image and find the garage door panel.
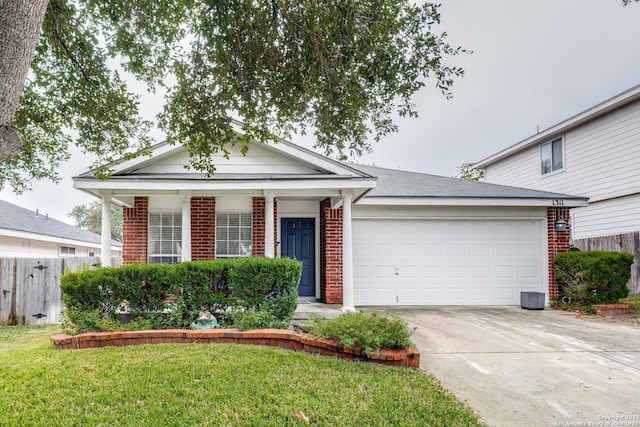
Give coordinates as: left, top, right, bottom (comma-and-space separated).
470, 287, 492, 300
494, 244, 516, 256
374, 288, 396, 304
444, 244, 466, 256
494, 287, 517, 301
397, 267, 420, 278
446, 286, 468, 302
374, 265, 396, 278
445, 265, 468, 278
422, 244, 444, 255
518, 244, 538, 256
353, 219, 544, 306
422, 266, 444, 278
396, 243, 421, 256
373, 243, 395, 256
519, 266, 539, 278
469, 244, 491, 256
495, 266, 516, 278
469, 266, 491, 278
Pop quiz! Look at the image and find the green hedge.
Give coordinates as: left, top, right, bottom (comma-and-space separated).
554, 251, 634, 305
60, 257, 302, 333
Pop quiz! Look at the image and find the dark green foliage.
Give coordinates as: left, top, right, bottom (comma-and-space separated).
61, 308, 155, 334
306, 312, 414, 357
226, 308, 290, 331
3, 1, 465, 192
554, 251, 634, 305
170, 260, 231, 328
67, 201, 123, 241
227, 257, 301, 322
60, 257, 302, 333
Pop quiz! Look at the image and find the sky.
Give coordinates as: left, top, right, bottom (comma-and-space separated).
2, 0, 640, 225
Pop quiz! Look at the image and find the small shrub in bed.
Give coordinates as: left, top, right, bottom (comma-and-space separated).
305, 311, 414, 357
554, 251, 633, 306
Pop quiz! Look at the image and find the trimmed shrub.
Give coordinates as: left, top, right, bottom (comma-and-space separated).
60, 264, 176, 319
304, 312, 414, 357
554, 251, 634, 305
60, 257, 302, 333
227, 257, 301, 321
170, 260, 230, 328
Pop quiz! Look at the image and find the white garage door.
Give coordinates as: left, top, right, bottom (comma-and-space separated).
353, 219, 545, 306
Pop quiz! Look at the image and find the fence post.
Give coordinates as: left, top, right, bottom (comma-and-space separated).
8, 258, 18, 325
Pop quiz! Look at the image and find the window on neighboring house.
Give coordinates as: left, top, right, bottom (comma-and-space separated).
148, 212, 182, 264
540, 137, 563, 175
216, 212, 252, 258
88, 251, 95, 257
60, 246, 75, 255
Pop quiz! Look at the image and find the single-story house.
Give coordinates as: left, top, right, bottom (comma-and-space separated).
73, 137, 587, 309
0, 199, 122, 258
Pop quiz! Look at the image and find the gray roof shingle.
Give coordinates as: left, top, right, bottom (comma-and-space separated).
347, 163, 587, 200
0, 199, 122, 247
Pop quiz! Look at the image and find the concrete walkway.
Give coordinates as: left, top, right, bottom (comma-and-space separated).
293, 299, 341, 320
391, 307, 640, 427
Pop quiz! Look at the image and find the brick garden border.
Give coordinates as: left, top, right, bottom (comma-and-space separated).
592, 304, 634, 317
50, 329, 420, 368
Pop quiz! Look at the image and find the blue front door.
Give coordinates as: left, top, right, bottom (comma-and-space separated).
281, 218, 315, 297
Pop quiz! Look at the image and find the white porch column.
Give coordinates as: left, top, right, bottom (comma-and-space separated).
181, 191, 192, 262
100, 191, 112, 267
264, 194, 275, 258
341, 194, 355, 312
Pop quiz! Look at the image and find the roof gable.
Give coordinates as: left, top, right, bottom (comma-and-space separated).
81, 138, 369, 180
124, 142, 324, 176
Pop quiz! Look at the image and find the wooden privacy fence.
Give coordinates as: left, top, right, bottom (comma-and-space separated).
0, 256, 122, 326
572, 231, 640, 295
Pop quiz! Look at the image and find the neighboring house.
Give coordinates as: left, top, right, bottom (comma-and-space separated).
474, 84, 640, 293
73, 138, 587, 309
0, 199, 122, 258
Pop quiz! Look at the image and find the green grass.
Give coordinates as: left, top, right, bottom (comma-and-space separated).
620, 294, 640, 313
0, 325, 483, 426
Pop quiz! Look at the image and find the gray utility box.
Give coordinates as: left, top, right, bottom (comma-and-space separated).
520, 292, 545, 310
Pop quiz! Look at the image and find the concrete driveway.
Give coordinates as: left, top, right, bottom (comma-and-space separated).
392, 307, 640, 427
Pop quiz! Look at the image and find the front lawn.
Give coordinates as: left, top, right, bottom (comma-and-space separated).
0, 325, 483, 426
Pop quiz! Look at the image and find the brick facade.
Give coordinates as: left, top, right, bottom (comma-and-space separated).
547, 207, 571, 299
122, 197, 148, 264
320, 198, 343, 304
252, 197, 278, 257
191, 197, 216, 260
